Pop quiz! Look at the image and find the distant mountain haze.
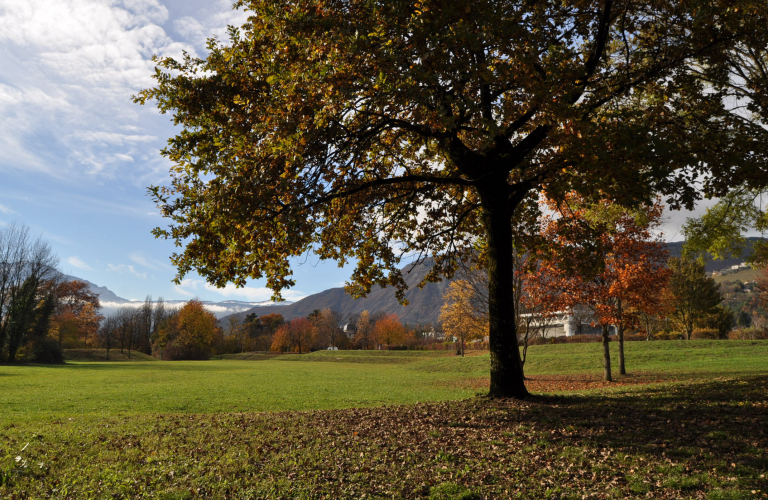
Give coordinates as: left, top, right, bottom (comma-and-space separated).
60, 274, 291, 319
65, 238, 764, 324
224, 259, 452, 326
664, 237, 765, 273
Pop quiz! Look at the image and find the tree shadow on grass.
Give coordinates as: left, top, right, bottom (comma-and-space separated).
1, 374, 765, 499
501, 375, 768, 486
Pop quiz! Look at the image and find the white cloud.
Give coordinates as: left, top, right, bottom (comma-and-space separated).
0, 204, 16, 214
0, 0, 193, 180
128, 251, 166, 270
66, 256, 93, 270
204, 282, 307, 302
175, 278, 306, 302
172, 0, 250, 51
174, 277, 201, 296
74, 131, 157, 145
107, 263, 148, 279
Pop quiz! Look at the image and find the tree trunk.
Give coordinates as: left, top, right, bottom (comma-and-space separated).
481, 190, 529, 399
602, 324, 612, 382
618, 325, 626, 375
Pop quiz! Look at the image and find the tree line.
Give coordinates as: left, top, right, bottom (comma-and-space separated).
224, 308, 439, 354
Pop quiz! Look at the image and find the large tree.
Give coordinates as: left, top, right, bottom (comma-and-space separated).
0, 223, 58, 362
137, 0, 768, 398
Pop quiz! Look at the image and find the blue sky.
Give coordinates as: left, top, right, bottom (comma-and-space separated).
0, 0, 711, 303
0, 0, 358, 302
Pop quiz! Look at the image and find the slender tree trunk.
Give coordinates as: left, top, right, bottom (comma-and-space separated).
480, 189, 528, 399
602, 324, 612, 382
618, 325, 626, 375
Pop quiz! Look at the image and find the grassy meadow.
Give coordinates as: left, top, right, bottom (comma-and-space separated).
1, 340, 767, 499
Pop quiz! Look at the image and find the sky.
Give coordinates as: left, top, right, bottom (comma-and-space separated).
0, 0, 716, 303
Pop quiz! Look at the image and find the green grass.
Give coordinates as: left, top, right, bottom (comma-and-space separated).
1, 341, 766, 498
522, 339, 768, 375
1, 376, 766, 499
713, 267, 760, 283
3, 340, 766, 423
1, 357, 475, 423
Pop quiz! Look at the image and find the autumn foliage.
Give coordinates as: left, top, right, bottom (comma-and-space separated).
372, 314, 406, 349
50, 280, 103, 349
526, 196, 671, 380
439, 280, 488, 356
155, 299, 220, 360
271, 318, 317, 353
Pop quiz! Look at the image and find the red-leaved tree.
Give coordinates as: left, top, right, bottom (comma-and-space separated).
526, 196, 670, 381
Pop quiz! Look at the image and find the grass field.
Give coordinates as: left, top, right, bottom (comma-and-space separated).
713, 267, 761, 283
1, 341, 767, 499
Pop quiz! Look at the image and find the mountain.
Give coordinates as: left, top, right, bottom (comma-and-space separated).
65, 238, 765, 324
60, 274, 129, 304
225, 238, 768, 326
225, 260, 452, 326
665, 237, 765, 274
61, 274, 290, 319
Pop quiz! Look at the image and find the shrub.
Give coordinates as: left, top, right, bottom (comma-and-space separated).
728, 328, 768, 340
623, 333, 648, 342
654, 331, 685, 340
691, 328, 720, 340
29, 337, 64, 364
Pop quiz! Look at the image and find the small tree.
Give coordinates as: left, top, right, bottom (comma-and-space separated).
529, 197, 671, 380
667, 258, 722, 340
99, 315, 117, 360
157, 300, 219, 360
271, 318, 316, 354
78, 302, 103, 349
440, 280, 488, 356
312, 308, 344, 350
354, 310, 374, 350
372, 314, 406, 349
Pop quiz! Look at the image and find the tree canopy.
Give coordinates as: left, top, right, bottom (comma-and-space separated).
137, 0, 768, 398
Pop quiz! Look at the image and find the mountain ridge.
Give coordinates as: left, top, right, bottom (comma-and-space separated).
222, 238, 766, 326
66, 238, 765, 324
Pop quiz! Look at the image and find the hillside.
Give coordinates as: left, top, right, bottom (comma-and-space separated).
665, 237, 765, 273
227, 259, 452, 326
226, 239, 767, 326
